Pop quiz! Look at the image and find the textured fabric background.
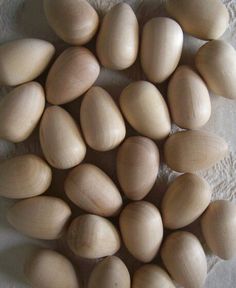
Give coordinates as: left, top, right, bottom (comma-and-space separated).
0, 0, 236, 287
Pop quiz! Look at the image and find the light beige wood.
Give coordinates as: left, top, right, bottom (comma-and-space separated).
168, 66, 211, 129
141, 17, 183, 83
119, 201, 163, 263
64, 163, 122, 217
0, 154, 52, 199
161, 231, 207, 288
46, 47, 100, 105
195, 40, 236, 100
40, 106, 86, 169
116, 136, 159, 200
0, 82, 45, 143
7, 196, 71, 240
201, 200, 236, 260
166, 0, 229, 40
44, 0, 99, 45
25, 249, 79, 288
164, 130, 228, 172
96, 3, 139, 70
132, 264, 175, 288
80, 86, 126, 151
162, 173, 211, 229
0, 38, 55, 86
67, 214, 120, 259
88, 256, 130, 288
120, 81, 171, 140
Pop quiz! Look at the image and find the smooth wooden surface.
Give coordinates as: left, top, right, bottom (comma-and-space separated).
88, 256, 130, 288
120, 81, 171, 140
196, 40, 236, 100
132, 264, 175, 288
0, 38, 55, 86
44, 0, 99, 45
119, 201, 163, 263
96, 3, 139, 70
7, 196, 71, 240
67, 214, 120, 259
164, 130, 228, 172
166, 0, 229, 40
0, 154, 52, 199
64, 163, 122, 217
201, 200, 236, 260
46, 47, 100, 104
168, 65, 211, 129
116, 136, 159, 200
40, 105, 86, 169
0, 82, 45, 143
161, 231, 207, 288
25, 249, 79, 288
80, 86, 126, 151
141, 17, 183, 83
162, 173, 212, 229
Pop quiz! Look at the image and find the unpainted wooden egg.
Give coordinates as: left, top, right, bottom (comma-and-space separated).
168, 65, 211, 129
46, 47, 100, 105
7, 196, 71, 240
201, 200, 236, 260
141, 17, 183, 83
0, 38, 55, 86
119, 201, 163, 263
0, 154, 52, 199
67, 214, 120, 259
116, 136, 159, 200
164, 130, 228, 172
80, 86, 126, 151
88, 256, 130, 288
162, 173, 211, 229
166, 0, 229, 40
195, 40, 236, 100
96, 3, 139, 70
161, 231, 207, 288
40, 105, 86, 169
120, 81, 171, 140
64, 163, 122, 217
25, 249, 79, 288
44, 0, 99, 45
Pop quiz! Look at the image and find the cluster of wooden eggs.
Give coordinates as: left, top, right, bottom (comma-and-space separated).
0, 0, 236, 287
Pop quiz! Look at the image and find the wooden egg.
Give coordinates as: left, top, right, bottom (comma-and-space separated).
119, 201, 163, 263
46, 47, 100, 104
161, 231, 207, 288
132, 265, 175, 288
7, 196, 71, 240
40, 106, 86, 169
67, 214, 120, 259
195, 40, 236, 100
25, 249, 79, 288
0, 82, 45, 143
120, 81, 171, 140
96, 3, 139, 70
80, 86, 126, 151
166, 0, 229, 40
168, 66, 211, 129
0, 154, 52, 199
64, 163, 122, 217
0, 38, 55, 86
44, 0, 99, 45
162, 173, 211, 229
201, 200, 236, 260
88, 256, 130, 288
164, 130, 228, 172
117, 136, 159, 200
141, 17, 183, 83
